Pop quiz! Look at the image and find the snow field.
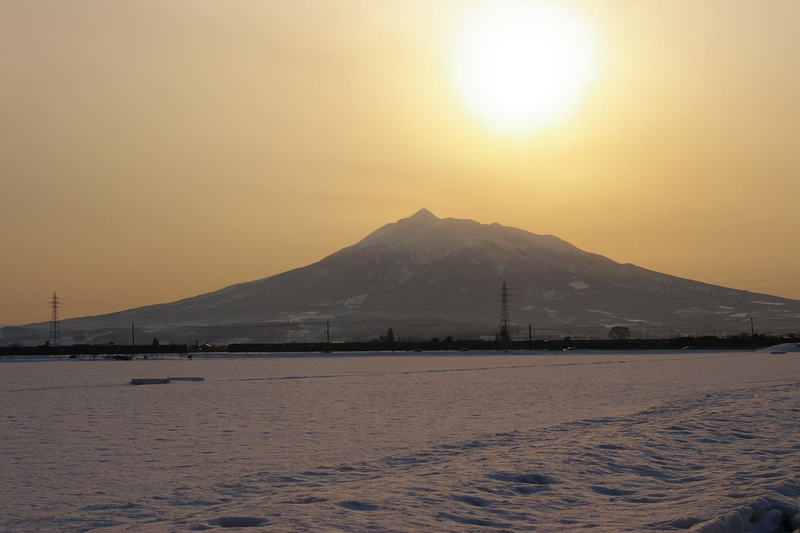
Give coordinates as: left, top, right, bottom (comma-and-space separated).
1, 351, 798, 531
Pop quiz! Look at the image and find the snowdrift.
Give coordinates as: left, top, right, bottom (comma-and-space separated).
760, 343, 800, 354
688, 497, 800, 532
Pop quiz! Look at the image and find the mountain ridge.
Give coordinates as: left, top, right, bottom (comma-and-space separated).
4, 209, 799, 344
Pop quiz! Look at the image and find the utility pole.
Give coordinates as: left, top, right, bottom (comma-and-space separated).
47, 291, 61, 346
750, 317, 755, 351
323, 320, 332, 353
131, 322, 136, 346
528, 323, 532, 350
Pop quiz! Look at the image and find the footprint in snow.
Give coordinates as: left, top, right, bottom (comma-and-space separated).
207, 516, 268, 528
337, 500, 381, 511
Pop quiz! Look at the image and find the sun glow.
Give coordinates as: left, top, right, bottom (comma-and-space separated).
452, 0, 599, 135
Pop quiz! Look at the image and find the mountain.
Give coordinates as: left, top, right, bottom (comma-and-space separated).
6, 209, 800, 344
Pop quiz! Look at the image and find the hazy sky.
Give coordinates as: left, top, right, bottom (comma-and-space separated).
2, 0, 799, 325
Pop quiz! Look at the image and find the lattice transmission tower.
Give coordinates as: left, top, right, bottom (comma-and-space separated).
498, 282, 511, 344
48, 291, 61, 346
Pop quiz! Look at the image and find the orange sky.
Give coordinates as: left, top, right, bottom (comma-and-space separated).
2, 0, 799, 325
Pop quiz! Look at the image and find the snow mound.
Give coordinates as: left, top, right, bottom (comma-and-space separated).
687, 498, 799, 532
760, 343, 800, 353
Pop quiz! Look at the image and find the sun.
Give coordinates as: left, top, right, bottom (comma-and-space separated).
451, 0, 599, 135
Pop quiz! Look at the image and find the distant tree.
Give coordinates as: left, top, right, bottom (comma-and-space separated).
385, 328, 395, 343
152, 337, 160, 347
608, 326, 631, 341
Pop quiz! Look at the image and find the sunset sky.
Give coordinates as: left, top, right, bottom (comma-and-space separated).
2, 0, 799, 326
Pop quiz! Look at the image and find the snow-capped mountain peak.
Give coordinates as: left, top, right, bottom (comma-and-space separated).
354, 209, 581, 262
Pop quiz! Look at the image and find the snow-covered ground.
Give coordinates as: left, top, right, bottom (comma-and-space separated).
1, 351, 798, 532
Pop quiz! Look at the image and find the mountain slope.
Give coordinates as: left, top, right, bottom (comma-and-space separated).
8, 209, 800, 343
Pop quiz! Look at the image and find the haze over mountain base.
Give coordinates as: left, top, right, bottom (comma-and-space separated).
5, 210, 799, 345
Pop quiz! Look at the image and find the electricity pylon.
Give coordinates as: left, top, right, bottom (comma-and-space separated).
498, 282, 511, 344
48, 291, 61, 346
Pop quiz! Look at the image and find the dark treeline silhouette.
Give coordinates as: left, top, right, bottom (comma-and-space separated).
230, 333, 791, 353
0, 344, 188, 357
1, 333, 796, 358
